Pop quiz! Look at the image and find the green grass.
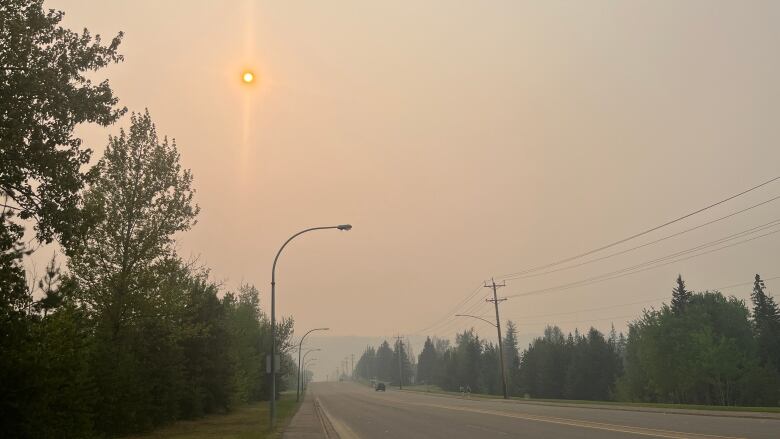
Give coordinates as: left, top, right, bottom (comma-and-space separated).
126, 393, 301, 439
400, 385, 780, 414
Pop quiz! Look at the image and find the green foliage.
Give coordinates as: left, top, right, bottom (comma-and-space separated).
751, 274, 780, 369
391, 340, 414, 386
417, 337, 437, 384
503, 320, 521, 392
2, 1, 124, 432
518, 326, 570, 398
671, 274, 692, 314
1, 0, 124, 246
354, 346, 377, 380
2, 108, 296, 436
618, 288, 776, 406
517, 326, 622, 400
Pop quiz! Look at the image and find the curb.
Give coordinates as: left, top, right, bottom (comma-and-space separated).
314, 398, 340, 438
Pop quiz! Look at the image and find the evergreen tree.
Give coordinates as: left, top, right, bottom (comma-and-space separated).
454, 329, 483, 392
518, 326, 569, 398
618, 291, 760, 405
417, 337, 438, 385
376, 341, 395, 382
751, 274, 780, 368
355, 346, 377, 380
480, 342, 501, 394
564, 328, 620, 400
503, 320, 521, 394
392, 340, 414, 386
671, 274, 692, 314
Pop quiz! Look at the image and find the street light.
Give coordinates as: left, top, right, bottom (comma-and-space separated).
270, 225, 352, 428
302, 348, 320, 388
297, 329, 329, 402
303, 359, 318, 392
455, 313, 508, 400
455, 314, 497, 328
303, 348, 320, 360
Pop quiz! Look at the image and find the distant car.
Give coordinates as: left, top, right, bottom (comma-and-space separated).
375, 382, 386, 391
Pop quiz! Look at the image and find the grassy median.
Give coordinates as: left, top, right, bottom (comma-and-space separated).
127, 394, 300, 439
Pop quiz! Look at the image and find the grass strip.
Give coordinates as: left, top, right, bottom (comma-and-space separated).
126, 393, 301, 439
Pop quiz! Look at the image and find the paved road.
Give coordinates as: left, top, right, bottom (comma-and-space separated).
310, 382, 779, 439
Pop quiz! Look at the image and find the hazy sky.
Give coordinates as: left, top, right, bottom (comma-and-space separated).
47, 1, 780, 376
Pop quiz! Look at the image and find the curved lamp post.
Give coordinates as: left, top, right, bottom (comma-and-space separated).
455, 314, 497, 327
297, 329, 329, 402
301, 348, 320, 394
455, 312, 507, 400
303, 348, 320, 363
303, 359, 317, 392
270, 224, 351, 428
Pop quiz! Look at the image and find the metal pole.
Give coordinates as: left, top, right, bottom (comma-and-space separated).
270, 225, 351, 429
297, 328, 328, 402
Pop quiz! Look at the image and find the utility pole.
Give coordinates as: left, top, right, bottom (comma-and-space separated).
485, 278, 508, 400
394, 335, 404, 390
351, 354, 355, 378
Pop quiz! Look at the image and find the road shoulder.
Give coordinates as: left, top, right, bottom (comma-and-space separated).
399, 388, 780, 420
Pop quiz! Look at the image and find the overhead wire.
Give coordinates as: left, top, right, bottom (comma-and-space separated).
714, 275, 780, 291
411, 283, 484, 335
412, 178, 780, 339
497, 176, 780, 280
507, 225, 780, 299
501, 194, 780, 282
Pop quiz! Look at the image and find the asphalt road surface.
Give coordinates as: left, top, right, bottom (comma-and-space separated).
310, 382, 779, 439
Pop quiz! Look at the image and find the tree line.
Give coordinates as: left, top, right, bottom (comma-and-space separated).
1, 2, 296, 437
355, 274, 780, 407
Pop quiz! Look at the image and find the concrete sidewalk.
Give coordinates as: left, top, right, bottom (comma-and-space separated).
282, 393, 336, 439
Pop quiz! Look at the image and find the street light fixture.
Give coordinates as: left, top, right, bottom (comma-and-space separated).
303, 359, 317, 392
270, 225, 352, 428
302, 348, 320, 376
455, 314, 497, 328
455, 312, 508, 399
297, 329, 329, 402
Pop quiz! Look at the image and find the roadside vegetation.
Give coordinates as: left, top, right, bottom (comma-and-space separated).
125, 394, 300, 439
1, 1, 298, 437
355, 275, 780, 408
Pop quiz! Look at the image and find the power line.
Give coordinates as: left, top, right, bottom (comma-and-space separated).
502, 194, 780, 282
492, 275, 780, 329
412, 283, 484, 335
509, 296, 668, 320
498, 176, 780, 279
418, 293, 488, 337
504, 217, 780, 290
514, 314, 636, 327
714, 275, 780, 291
417, 285, 494, 337
413, 178, 780, 339
507, 224, 780, 299
429, 304, 488, 338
